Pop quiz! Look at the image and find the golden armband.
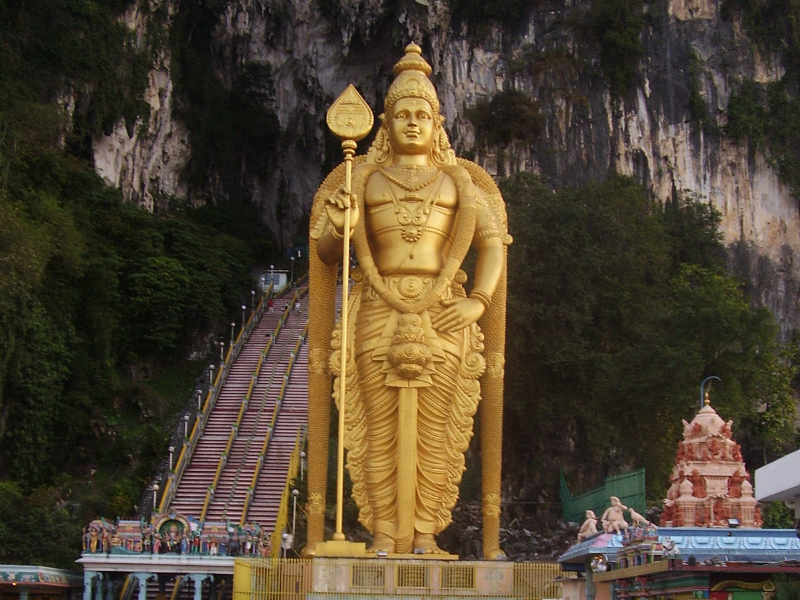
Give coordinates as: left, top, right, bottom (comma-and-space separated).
469, 289, 492, 309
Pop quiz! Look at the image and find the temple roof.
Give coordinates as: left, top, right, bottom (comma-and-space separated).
687, 404, 725, 435
559, 527, 800, 569
0, 565, 81, 589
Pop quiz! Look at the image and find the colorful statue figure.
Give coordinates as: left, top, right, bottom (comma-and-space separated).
164, 523, 181, 553
307, 43, 510, 557
88, 526, 100, 553
728, 469, 745, 498
229, 533, 240, 556
689, 470, 707, 498
601, 496, 629, 535
142, 527, 152, 553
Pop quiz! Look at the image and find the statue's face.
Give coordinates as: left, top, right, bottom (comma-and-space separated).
388, 97, 435, 155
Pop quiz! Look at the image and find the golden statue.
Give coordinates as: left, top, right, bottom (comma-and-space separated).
306, 43, 511, 558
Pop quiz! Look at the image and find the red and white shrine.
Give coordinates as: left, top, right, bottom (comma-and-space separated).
660, 394, 761, 528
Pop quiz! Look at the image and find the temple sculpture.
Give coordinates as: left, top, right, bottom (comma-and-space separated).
660, 393, 761, 528
577, 510, 599, 541
306, 43, 511, 557
601, 496, 629, 535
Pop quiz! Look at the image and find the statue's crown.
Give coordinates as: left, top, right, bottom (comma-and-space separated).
384, 43, 439, 114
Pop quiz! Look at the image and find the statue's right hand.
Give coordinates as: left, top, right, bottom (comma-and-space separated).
325, 187, 359, 237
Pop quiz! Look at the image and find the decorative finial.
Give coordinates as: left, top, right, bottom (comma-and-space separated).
704, 389, 711, 406
699, 375, 720, 408
393, 42, 432, 76
384, 43, 439, 114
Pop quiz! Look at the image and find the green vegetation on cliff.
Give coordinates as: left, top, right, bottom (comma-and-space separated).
0, 141, 264, 565
725, 79, 800, 198
0, 0, 271, 567
501, 173, 796, 508
0, 0, 152, 157
467, 90, 543, 146
170, 1, 281, 200
722, 0, 800, 198
584, 0, 644, 95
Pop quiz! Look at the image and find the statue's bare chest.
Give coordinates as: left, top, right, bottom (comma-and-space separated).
365, 169, 456, 232
362, 168, 457, 272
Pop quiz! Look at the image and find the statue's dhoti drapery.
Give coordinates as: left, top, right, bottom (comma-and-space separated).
330, 273, 485, 553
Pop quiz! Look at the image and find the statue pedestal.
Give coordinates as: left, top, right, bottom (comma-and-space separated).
310, 558, 513, 599
313, 539, 368, 557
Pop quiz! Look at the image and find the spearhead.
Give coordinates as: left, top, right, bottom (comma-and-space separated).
326, 84, 374, 142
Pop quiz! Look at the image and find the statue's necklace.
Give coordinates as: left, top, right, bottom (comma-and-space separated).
382, 171, 444, 255
379, 166, 440, 192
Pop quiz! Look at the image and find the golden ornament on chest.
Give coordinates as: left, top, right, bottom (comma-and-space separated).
396, 194, 429, 243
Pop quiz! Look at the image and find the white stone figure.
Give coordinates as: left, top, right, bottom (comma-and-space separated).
601, 496, 629, 535
628, 507, 651, 528
577, 510, 599, 541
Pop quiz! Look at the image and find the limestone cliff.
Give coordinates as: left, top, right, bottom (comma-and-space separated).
90, 0, 800, 333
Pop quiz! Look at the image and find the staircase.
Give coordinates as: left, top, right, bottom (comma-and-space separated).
245, 313, 308, 526
131, 575, 231, 600
166, 289, 309, 538
80, 285, 322, 599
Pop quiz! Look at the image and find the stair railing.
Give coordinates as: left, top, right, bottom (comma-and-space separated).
169, 576, 185, 600
157, 282, 276, 513
240, 322, 308, 526
199, 291, 301, 524
270, 427, 307, 556
199, 371, 255, 523
119, 575, 134, 600
220, 347, 281, 521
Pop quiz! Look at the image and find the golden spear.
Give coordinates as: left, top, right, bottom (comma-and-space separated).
323, 84, 373, 545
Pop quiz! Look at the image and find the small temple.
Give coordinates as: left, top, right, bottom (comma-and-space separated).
660, 393, 761, 528
558, 391, 800, 600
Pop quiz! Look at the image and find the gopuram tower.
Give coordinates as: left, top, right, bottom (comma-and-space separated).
660, 393, 761, 528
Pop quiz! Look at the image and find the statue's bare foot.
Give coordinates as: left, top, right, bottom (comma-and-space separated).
368, 533, 395, 554
413, 533, 445, 554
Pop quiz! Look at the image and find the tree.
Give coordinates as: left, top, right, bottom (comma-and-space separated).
500, 173, 796, 508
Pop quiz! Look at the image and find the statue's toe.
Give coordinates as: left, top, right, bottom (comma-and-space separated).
368, 533, 395, 554
413, 533, 444, 554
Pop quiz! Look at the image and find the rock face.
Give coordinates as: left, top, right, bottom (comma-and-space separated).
90, 0, 800, 331
92, 2, 190, 212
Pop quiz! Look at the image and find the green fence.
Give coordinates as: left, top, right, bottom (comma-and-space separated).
560, 468, 646, 524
